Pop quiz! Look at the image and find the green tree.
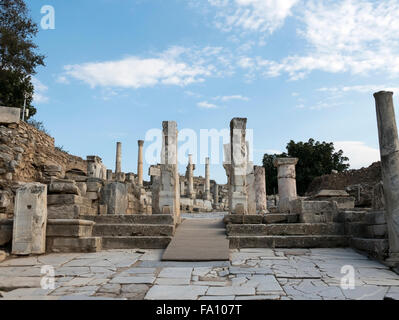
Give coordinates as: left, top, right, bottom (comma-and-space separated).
263, 139, 350, 196
0, 0, 45, 118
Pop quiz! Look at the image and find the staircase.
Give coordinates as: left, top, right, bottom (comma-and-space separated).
81, 215, 175, 249
225, 213, 349, 249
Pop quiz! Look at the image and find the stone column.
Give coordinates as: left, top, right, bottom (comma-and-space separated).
204, 157, 211, 201
159, 121, 180, 223
273, 158, 298, 213
137, 140, 144, 187
254, 166, 268, 214
186, 154, 195, 199
115, 142, 122, 174
214, 184, 219, 204
374, 91, 399, 259
12, 183, 47, 255
230, 118, 248, 214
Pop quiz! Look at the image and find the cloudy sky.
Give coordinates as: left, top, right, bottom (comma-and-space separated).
28, 0, 397, 183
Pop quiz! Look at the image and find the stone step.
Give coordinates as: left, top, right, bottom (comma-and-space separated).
47, 219, 95, 238
92, 224, 175, 237
229, 235, 349, 249
101, 236, 172, 249
227, 223, 344, 236
264, 214, 299, 224
46, 236, 102, 253
350, 237, 389, 259
223, 215, 264, 225
80, 214, 174, 225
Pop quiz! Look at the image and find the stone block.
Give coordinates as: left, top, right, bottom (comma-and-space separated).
86, 192, 99, 200
46, 219, 95, 237
291, 199, 339, 223
100, 182, 128, 215
314, 190, 349, 197
224, 214, 264, 225
46, 236, 102, 253
76, 182, 87, 196
365, 211, 387, 225
47, 204, 92, 219
12, 183, 47, 255
0, 106, 20, 124
48, 179, 80, 195
86, 180, 102, 192
47, 194, 91, 207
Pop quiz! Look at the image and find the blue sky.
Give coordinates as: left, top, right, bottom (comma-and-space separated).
27, 0, 399, 184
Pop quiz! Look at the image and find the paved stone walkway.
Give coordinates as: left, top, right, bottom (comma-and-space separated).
162, 219, 229, 261
0, 248, 399, 300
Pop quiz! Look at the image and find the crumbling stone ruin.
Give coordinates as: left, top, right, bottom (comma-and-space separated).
1, 92, 399, 272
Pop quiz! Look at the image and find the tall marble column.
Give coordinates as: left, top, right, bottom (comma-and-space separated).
137, 140, 144, 187
186, 154, 195, 199
204, 157, 211, 201
273, 158, 298, 213
254, 166, 268, 214
115, 142, 122, 174
159, 121, 180, 223
374, 91, 399, 259
230, 118, 248, 214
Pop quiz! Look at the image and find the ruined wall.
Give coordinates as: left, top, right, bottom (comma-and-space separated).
307, 162, 382, 207
0, 121, 87, 218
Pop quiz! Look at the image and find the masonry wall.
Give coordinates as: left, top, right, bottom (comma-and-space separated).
0, 121, 87, 218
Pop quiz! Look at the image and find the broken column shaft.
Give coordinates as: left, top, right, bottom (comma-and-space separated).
374, 91, 399, 258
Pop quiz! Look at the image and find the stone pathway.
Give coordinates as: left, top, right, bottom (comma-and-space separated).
0, 248, 398, 300
162, 218, 229, 261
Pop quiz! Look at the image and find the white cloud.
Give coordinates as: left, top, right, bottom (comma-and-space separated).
318, 85, 399, 94
197, 101, 219, 109
32, 77, 49, 104
208, 0, 299, 34
240, 0, 399, 79
214, 95, 249, 101
60, 46, 232, 90
334, 141, 380, 169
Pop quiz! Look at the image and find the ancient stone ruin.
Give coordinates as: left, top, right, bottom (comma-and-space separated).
0, 93, 398, 274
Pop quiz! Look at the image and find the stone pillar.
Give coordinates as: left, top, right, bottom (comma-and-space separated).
186, 154, 195, 199
12, 183, 47, 255
137, 140, 144, 187
223, 143, 232, 213
159, 121, 180, 223
230, 118, 248, 214
115, 142, 122, 174
254, 166, 268, 214
149, 165, 161, 214
214, 184, 219, 204
204, 157, 212, 201
374, 91, 399, 259
273, 158, 298, 213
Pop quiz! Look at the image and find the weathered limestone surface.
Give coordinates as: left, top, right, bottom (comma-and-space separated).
292, 199, 339, 223
229, 118, 248, 215
156, 121, 180, 223
374, 91, 399, 259
101, 182, 128, 215
137, 140, 144, 187
48, 179, 81, 195
87, 156, 107, 180
186, 155, 195, 199
12, 183, 47, 255
204, 157, 211, 201
254, 166, 268, 214
273, 158, 298, 213
149, 165, 161, 214
115, 142, 122, 174
0, 106, 20, 124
